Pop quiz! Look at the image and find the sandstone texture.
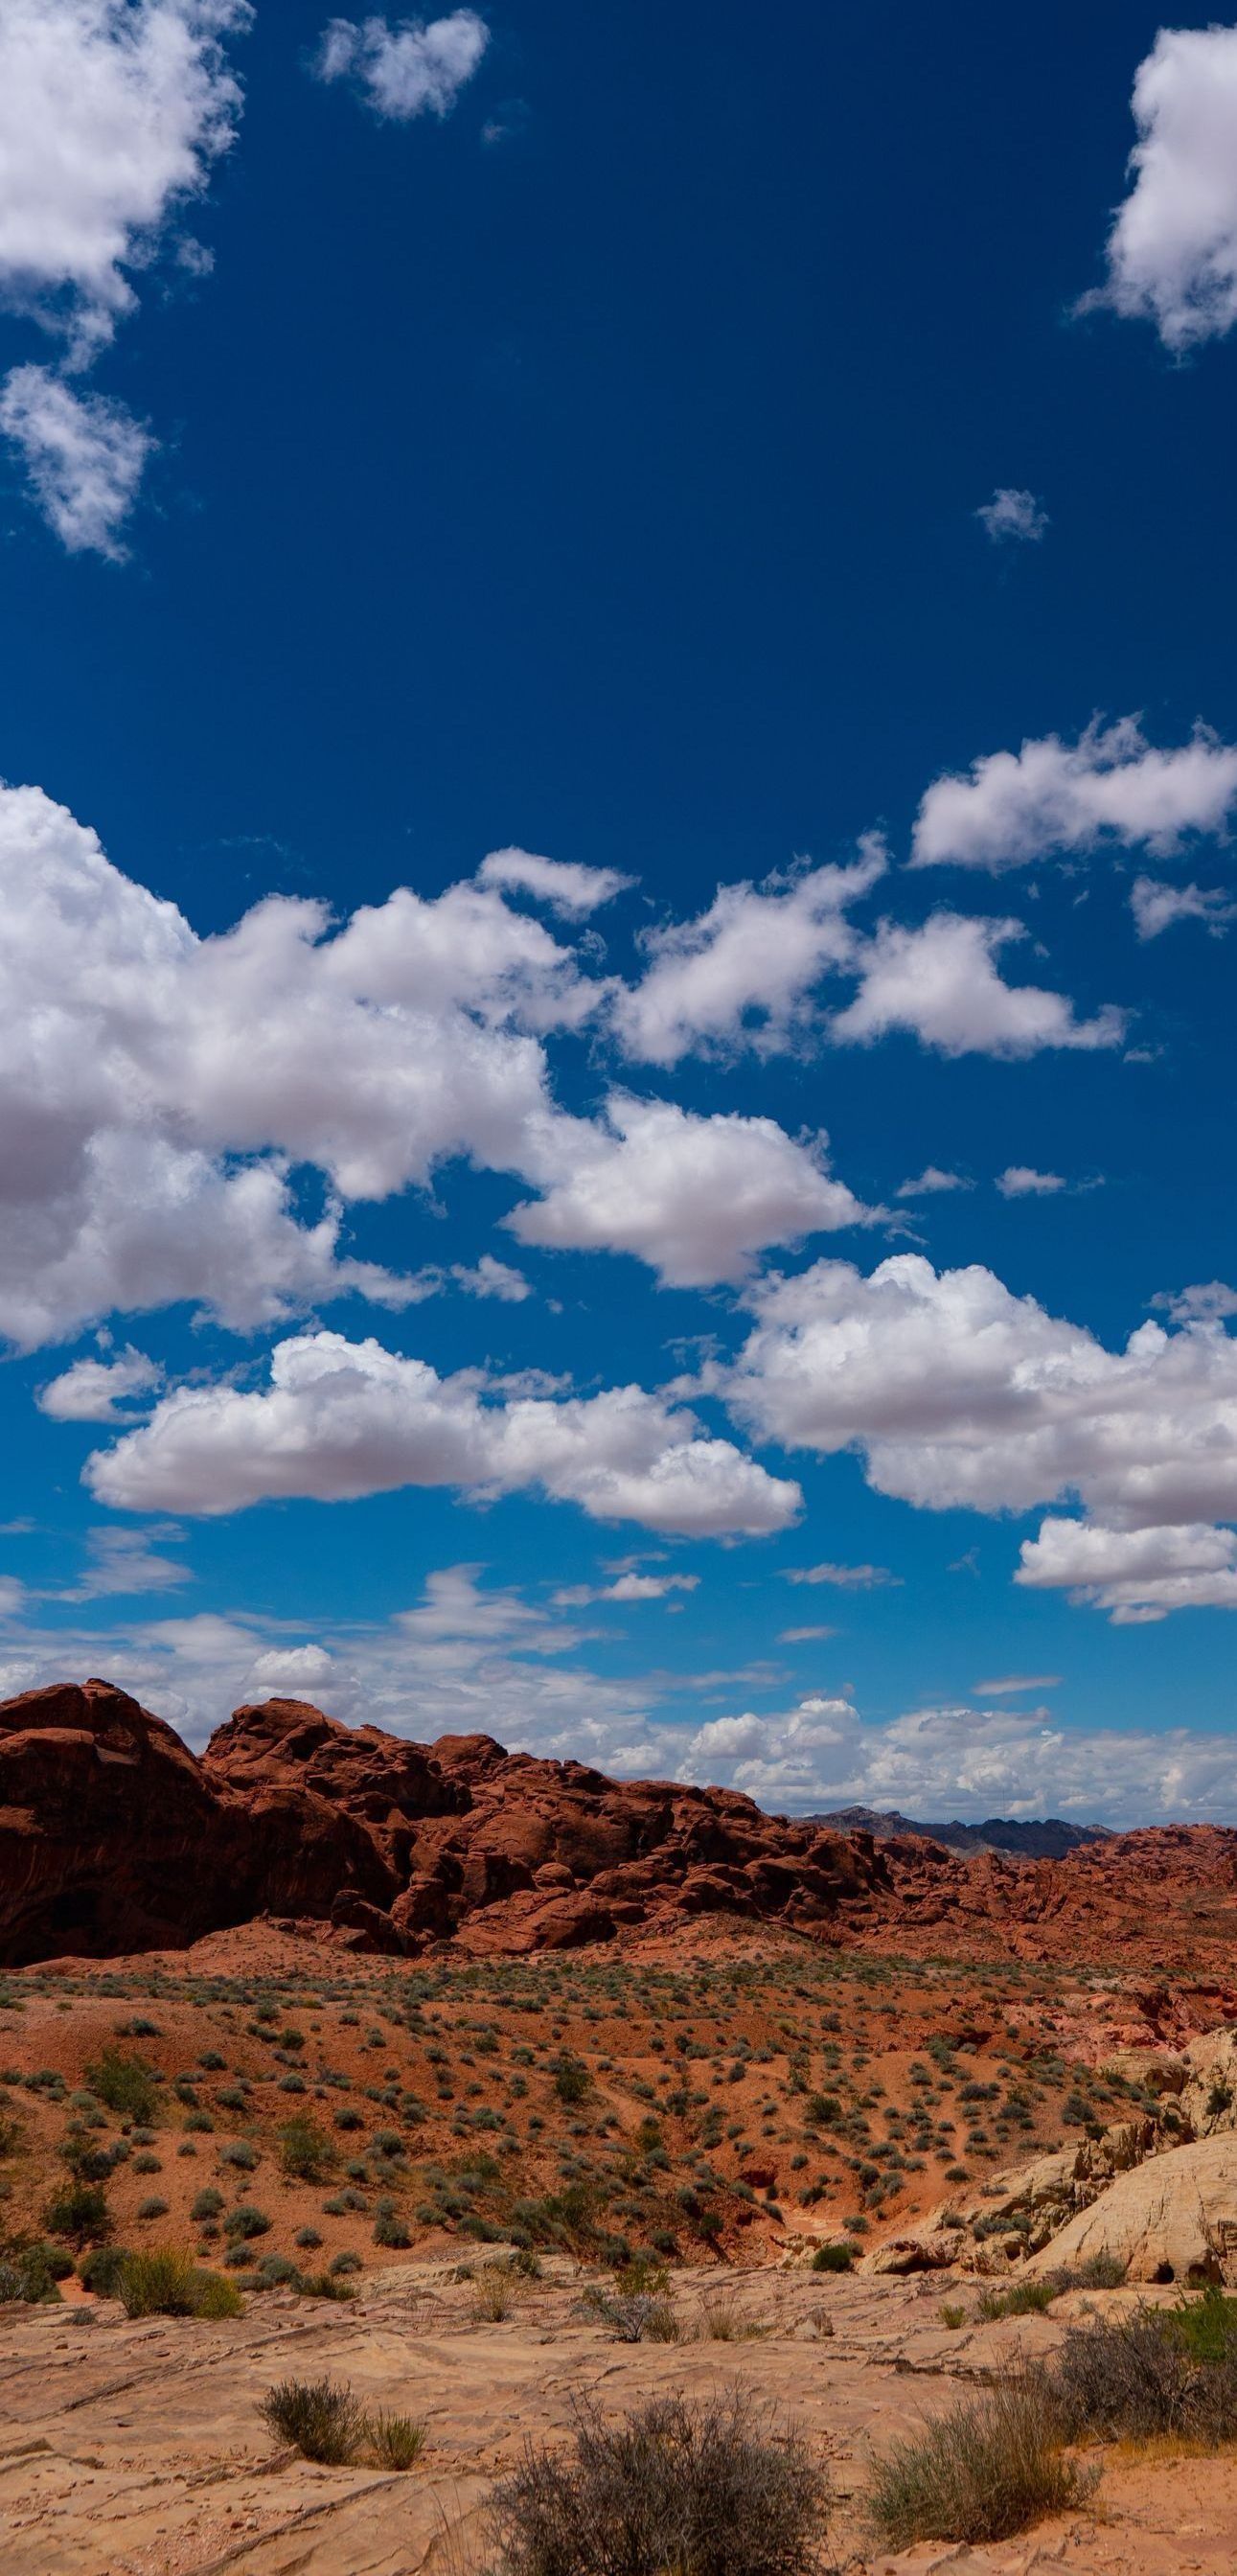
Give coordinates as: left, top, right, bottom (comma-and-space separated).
1025, 2133, 1237, 2288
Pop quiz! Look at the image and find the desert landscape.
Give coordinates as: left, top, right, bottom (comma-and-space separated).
5, 1679, 1237, 2572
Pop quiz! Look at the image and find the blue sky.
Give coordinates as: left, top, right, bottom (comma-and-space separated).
0, 2, 1235, 1821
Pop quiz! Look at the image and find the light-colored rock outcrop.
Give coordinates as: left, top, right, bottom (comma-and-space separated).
1026, 2132, 1237, 2286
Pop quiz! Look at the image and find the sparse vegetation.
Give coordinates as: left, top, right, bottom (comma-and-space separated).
117, 2248, 243, 2319
490, 2392, 829, 2576
260, 2376, 368, 2464
371, 2408, 426, 2470
864, 2371, 1088, 2549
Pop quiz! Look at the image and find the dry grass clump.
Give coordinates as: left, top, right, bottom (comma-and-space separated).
1053, 2290, 1237, 2446
259, 2377, 426, 2468
864, 2371, 1090, 2550
260, 2376, 369, 2464
490, 2391, 829, 2576
582, 2287, 679, 2342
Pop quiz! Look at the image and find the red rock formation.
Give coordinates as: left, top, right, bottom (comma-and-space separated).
2, 1679, 1236, 1973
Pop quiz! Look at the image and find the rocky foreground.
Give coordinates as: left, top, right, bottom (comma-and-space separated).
4, 1678, 1237, 1971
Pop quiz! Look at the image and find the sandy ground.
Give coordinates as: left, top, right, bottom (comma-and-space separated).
2, 2255, 1237, 2576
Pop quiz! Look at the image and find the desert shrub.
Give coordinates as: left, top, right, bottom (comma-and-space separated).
44, 2182, 111, 2246
472, 2266, 525, 2322
296, 2225, 323, 2249
490, 2391, 828, 2576
219, 2139, 259, 2171
810, 2242, 853, 2274
78, 2243, 129, 2295
374, 2206, 412, 2248
553, 2057, 590, 2105
133, 2153, 162, 2174
330, 2248, 362, 2275
260, 2375, 367, 2464
137, 2196, 170, 2220
59, 2128, 112, 2181
371, 2409, 426, 2470
583, 2288, 678, 2343
118, 2249, 243, 2319
280, 2114, 331, 2181
191, 2187, 224, 2221
697, 2292, 764, 2343
86, 2048, 157, 2126
0, 2243, 67, 2303
864, 2372, 1087, 2550
939, 2302, 967, 2330
298, 2267, 356, 2301
1052, 2294, 1237, 2443
223, 2204, 271, 2241
976, 2278, 1057, 2321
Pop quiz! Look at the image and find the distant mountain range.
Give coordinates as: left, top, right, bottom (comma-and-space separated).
805, 1805, 1111, 1859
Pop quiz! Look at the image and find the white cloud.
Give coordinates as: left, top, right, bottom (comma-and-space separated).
37, 1345, 163, 1422
725, 1252, 1237, 1558
1131, 874, 1237, 939
0, 367, 152, 557
61, 1521, 190, 1599
783, 1560, 897, 1589
451, 1254, 531, 1301
777, 1623, 836, 1644
895, 1166, 973, 1199
614, 842, 884, 1067
508, 1092, 873, 1288
1085, 26, 1237, 351
912, 718, 1237, 872
246, 1642, 335, 1691
1152, 1282, 1237, 1325
674, 1690, 1237, 1828
0, 0, 247, 363
477, 847, 634, 917
1017, 1517, 1237, 1623
85, 1327, 802, 1535
972, 1672, 1062, 1696
553, 1571, 699, 1606
831, 911, 1125, 1057
996, 1165, 1066, 1198
976, 487, 1048, 544
314, 10, 488, 122
0, 1580, 26, 1619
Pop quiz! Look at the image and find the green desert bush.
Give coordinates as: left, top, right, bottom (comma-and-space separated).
259, 2375, 367, 2464
1052, 2292, 1237, 2444
864, 2372, 1088, 2550
371, 2408, 426, 2470
280, 2114, 331, 2181
490, 2391, 829, 2576
86, 2049, 157, 2126
78, 2244, 129, 2295
117, 2248, 243, 2319
810, 2242, 853, 2273
44, 2182, 111, 2247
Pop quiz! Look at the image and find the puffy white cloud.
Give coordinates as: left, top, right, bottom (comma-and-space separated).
0, 781, 896, 1346
477, 847, 633, 917
37, 1345, 163, 1422
553, 1571, 699, 1606
725, 1252, 1237, 1547
675, 1690, 1237, 1827
0, 367, 152, 557
314, 10, 488, 121
896, 1166, 973, 1199
508, 1093, 872, 1288
85, 1327, 802, 1535
450, 1255, 531, 1301
1131, 874, 1237, 939
975, 487, 1048, 544
831, 911, 1125, 1057
1085, 26, 1237, 351
0, 0, 247, 363
614, 842, 884, 1067
912, 718, 1237, 872
996, 1166, 1065, 1198
1017, 1517, 1237, 1623
1152, 1282, 1237, 1325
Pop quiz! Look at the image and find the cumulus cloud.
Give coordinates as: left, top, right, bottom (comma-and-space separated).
314, 10, 488, 121
895, 1166, 973, 1199
724, 1254, 1237, 1592
0, 1, 247, 549
614, 842, 885, 1067
1131, 874, 1237, 939
477, 847, 634, 917
1085, 25, 1237, 351
975, 487, 1048, 544
553, 1571, 699, 1607
674, 1690, 1236, 1827
0, 0, 247, 361
0, 368, 152, 558
912, 718, 1237, 872
85, 1327, 802, 1535
450, 1255, 531, 1301
1017, 1517, 1237, 1623
508, 1093, 873, 1288
996, 1166, 1066, 1198
38, 1346, 164, 1422
831, 912, 1125, 1057
1152, 1282, 1237, 1325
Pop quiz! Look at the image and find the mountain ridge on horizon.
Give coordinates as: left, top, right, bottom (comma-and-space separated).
800, 1805, 1112, 1859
